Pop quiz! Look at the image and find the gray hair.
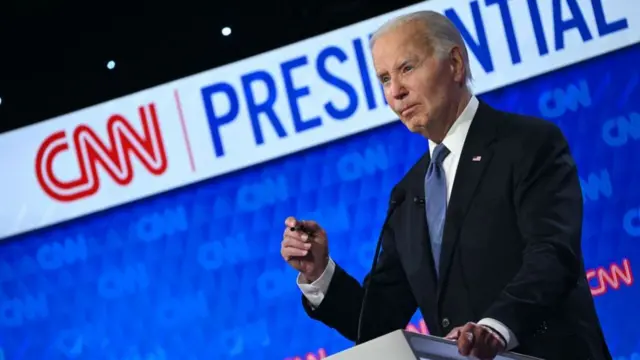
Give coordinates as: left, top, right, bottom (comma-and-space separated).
370, 10, 473, 84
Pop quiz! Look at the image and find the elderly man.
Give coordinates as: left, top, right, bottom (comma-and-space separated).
280, 10, 611, 360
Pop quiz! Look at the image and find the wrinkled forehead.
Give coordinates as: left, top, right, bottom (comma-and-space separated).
371, 21, 433, 65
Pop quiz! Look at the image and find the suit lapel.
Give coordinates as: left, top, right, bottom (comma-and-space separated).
437, 101, 500, 296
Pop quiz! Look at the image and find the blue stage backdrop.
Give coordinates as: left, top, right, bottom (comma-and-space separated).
1, 44, 639, 360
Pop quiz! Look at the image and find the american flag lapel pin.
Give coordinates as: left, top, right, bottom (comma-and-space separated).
472, 155, 482, 162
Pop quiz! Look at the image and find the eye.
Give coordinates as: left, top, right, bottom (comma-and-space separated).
402, 64, 414, 72
380, 75, 391, 84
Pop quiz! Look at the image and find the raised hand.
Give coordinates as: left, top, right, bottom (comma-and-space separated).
281, 216, 329, 283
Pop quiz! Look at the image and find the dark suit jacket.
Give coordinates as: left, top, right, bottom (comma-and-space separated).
302, 101, 611, 360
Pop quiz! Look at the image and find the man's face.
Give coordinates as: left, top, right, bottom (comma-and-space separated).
372, 21, 461, 135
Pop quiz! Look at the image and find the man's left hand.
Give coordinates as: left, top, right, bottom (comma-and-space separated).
445, 322, 506, 359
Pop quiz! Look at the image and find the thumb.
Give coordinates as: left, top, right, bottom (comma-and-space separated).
284, 216, 298, 228
445, 327, 461, 340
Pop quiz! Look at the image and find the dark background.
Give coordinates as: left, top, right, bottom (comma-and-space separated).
0, 0, 423, 133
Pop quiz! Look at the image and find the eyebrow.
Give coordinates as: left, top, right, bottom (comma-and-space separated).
395, 59, 414, 72
376, 57, 418, 79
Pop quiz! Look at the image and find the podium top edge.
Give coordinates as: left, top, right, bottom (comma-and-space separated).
401, 331, 545, 360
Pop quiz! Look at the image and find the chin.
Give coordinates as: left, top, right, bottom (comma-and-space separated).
400, 120, 417, 132
404, 118, 427, 133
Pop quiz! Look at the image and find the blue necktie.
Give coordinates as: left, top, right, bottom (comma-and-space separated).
425, 144, 450, 277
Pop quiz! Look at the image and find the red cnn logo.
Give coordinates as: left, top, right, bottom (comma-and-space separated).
35, 103, 168, 202
586, 258, 634, 296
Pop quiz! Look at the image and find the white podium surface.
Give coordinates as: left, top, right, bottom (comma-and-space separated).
326, 330, 544, 360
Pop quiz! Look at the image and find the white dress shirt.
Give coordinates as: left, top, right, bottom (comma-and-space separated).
296, 96, 519, 350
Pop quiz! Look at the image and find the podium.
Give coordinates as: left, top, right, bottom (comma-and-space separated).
326, 330, 543, 360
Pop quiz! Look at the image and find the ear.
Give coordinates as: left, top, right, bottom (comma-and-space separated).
449, 46, 466, 85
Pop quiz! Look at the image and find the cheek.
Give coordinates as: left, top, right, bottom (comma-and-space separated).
420, 86, 447, 114
418, 82, 439, 102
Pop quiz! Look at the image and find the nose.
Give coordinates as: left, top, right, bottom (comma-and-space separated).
389, 80, 408, 101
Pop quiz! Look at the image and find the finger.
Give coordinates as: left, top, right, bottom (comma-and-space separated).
282, 236, 312, 250
281, 247, 308, 260
283, 221, 314, 241
285, 216, 298, 228
457, 322, 476, 356
444, 327, 461, 340
283, 228, 310, 242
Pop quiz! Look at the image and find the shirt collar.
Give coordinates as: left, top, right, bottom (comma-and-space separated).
428, 95, 479, 158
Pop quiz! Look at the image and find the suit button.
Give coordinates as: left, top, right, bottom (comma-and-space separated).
442, 318, 450, 328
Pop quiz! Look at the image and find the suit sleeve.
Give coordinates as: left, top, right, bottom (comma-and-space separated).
302, 193, 418, 343
482, 122, 584, 339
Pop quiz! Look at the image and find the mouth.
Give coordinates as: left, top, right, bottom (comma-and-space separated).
400, 104, 419, 117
